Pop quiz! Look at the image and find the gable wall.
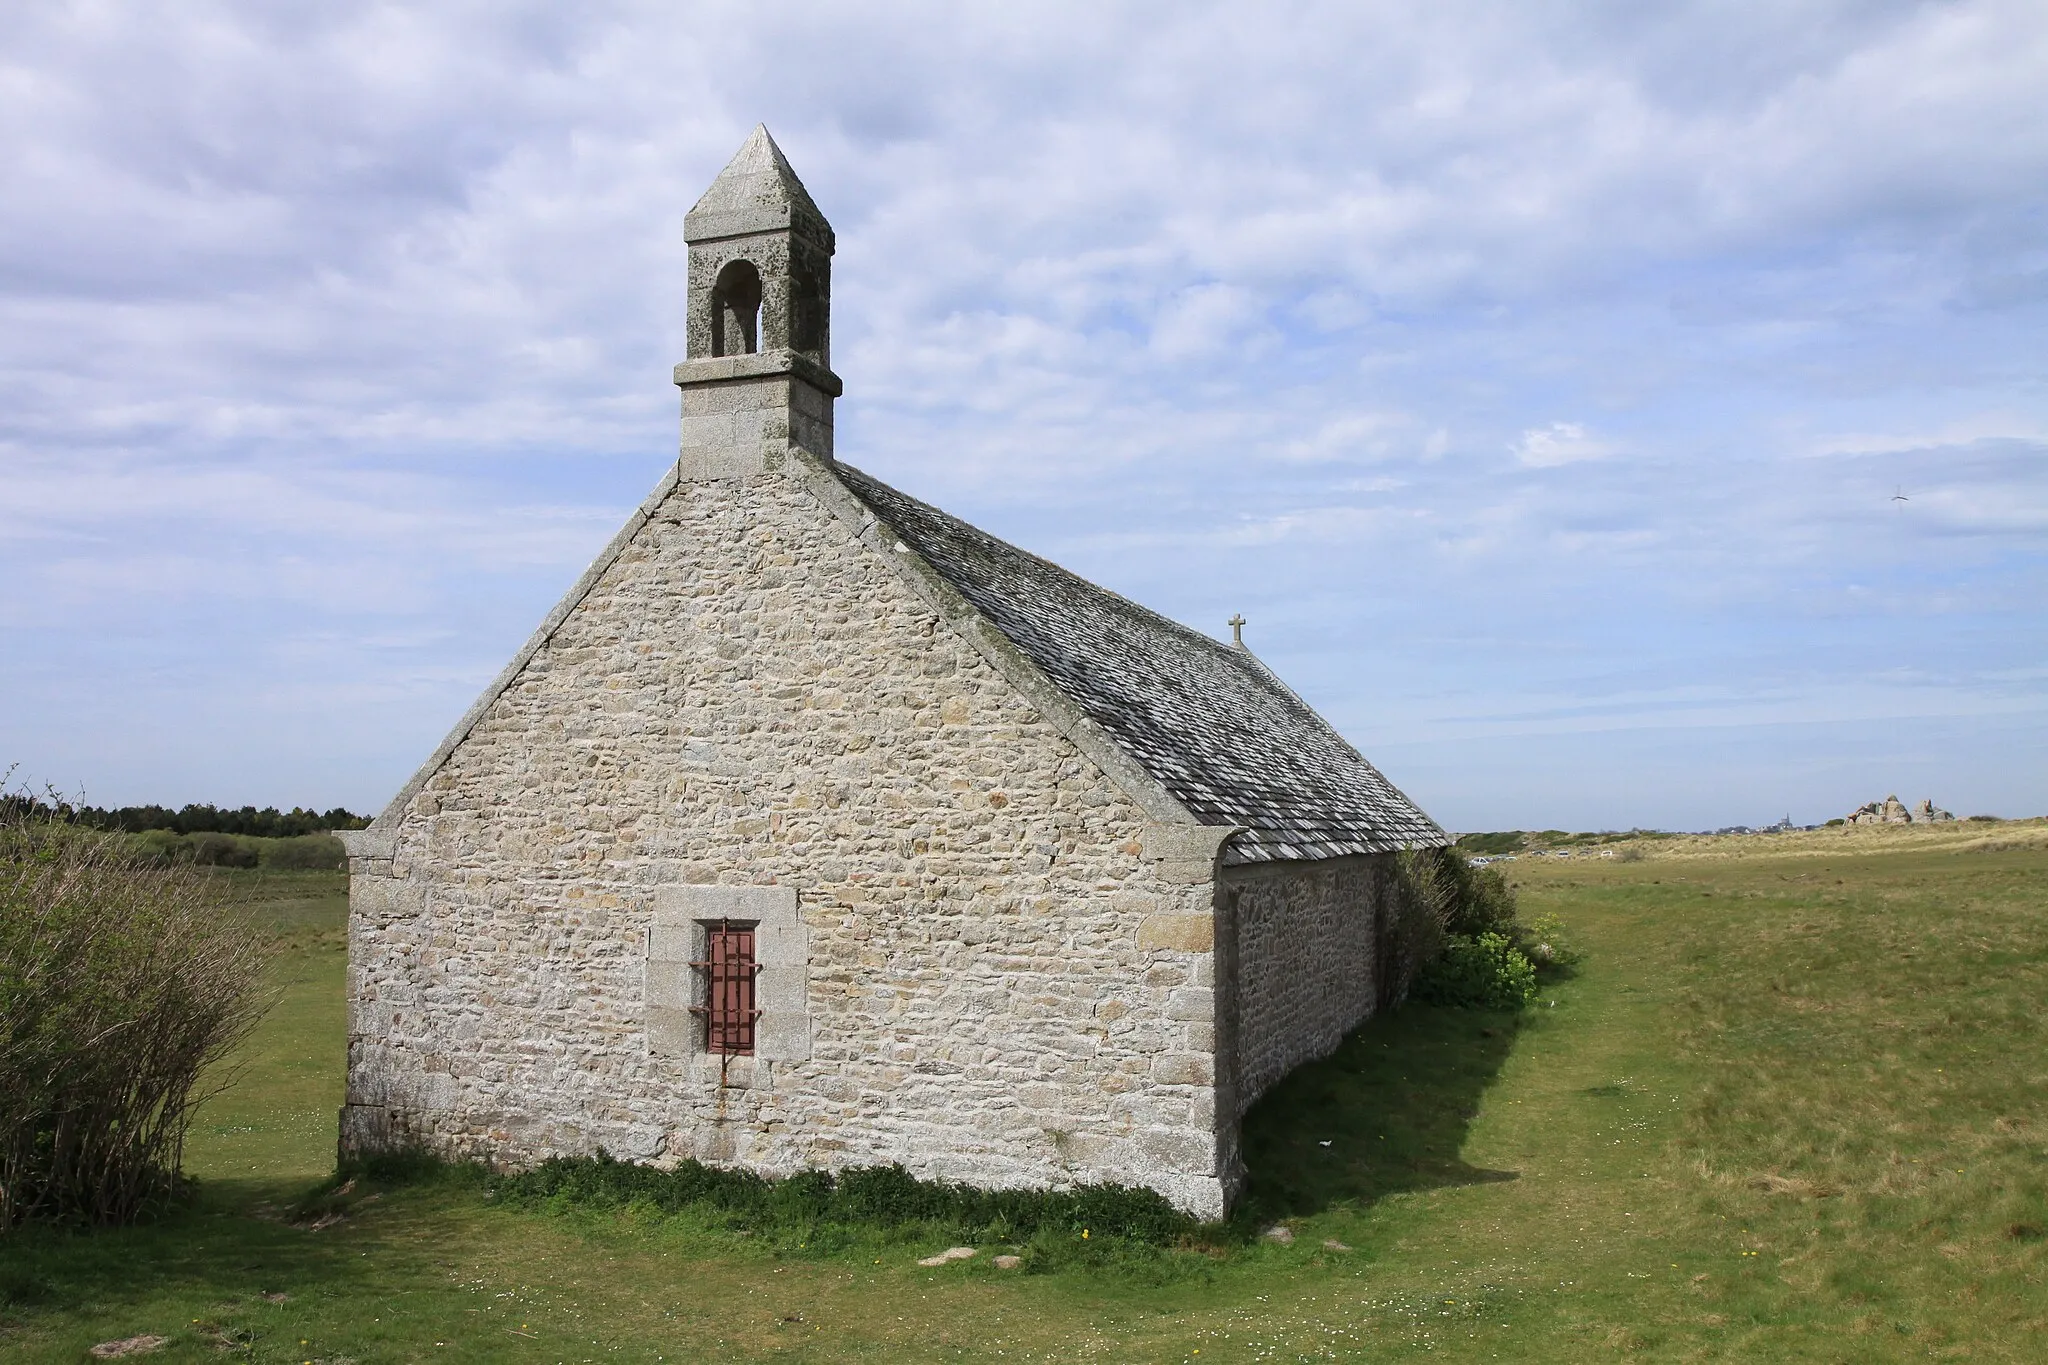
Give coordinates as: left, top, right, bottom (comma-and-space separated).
343, 465, 1231, 1214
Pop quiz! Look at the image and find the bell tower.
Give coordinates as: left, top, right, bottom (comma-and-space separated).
674, 125, 842, 479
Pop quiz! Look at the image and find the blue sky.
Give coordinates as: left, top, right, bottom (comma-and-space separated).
3, 0, 2044, 831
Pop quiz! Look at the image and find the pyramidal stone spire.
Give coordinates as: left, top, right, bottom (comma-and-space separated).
685, 124, 832, 248
674, 125, 840, 481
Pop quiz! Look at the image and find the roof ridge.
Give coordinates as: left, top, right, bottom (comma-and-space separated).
787, 455, 1203, 827
828, 460, 1447, 861
832, 462, 1266, 676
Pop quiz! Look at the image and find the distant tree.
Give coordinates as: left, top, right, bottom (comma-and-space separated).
24, 801, 371, 837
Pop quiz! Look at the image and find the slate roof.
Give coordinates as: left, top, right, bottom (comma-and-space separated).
833, 463, 1447, 865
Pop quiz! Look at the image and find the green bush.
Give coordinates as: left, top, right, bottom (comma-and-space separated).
188, 833, 257, 868
1520, 912, 1584, 969
128, 831, 345, 871
258, 834, 345, 870
1392, 847, 1577, 1009
1413, 932, 1539, 1010
1454, 831, 1526, 855
130, 829, 194, 864
1438, 857, 1519, 939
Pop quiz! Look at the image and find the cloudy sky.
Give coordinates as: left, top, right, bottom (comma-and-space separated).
4, 0, 2044, 831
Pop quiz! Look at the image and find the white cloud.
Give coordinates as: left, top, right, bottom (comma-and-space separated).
1512, 422, 1614, 467
1148, 283, 1266, 360
1804, 415, 2048, 457
1, 0, 2044, 826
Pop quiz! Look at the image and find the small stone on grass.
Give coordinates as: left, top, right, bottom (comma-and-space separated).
1262, 1224, 1295, 1244
1323, 1239, 1352, 1251
993, 1254, 1023, 1270
89, 1336, 168, 1358
916, 1246, 977, 1267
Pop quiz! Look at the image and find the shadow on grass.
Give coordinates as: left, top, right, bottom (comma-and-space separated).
3, 1007, 1530, 1335
0, 1173, 468, 1344
1238, 1001, 1524, 1222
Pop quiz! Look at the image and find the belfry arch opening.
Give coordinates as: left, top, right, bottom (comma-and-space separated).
710, 258, 763, 357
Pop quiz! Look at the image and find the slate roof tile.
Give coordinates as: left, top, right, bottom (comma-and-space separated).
834, 463, 1447, 865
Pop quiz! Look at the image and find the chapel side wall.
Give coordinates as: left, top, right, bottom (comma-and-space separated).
340, 465, 1231, 1216
1221, 853, 1392, 1118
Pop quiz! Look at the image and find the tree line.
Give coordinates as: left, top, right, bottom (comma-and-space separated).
0, 796, 369, 837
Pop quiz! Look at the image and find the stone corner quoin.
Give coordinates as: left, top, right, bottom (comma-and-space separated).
338, 126, 1444, 1220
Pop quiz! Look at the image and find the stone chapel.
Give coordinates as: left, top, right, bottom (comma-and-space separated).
337, 126, 1446, 1217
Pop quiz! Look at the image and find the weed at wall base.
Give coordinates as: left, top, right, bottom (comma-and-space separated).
326, 1148, 1204, 1256
489, 1152, 1197, 1246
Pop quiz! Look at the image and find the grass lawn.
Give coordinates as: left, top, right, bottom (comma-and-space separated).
3, 827, 2046, 1361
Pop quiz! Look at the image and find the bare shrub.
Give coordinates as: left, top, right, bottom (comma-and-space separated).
1380, 847, 1453, 1007
0, 813, 274, 1228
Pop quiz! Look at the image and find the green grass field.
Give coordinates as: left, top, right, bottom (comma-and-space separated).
4, 829, 2046, 1362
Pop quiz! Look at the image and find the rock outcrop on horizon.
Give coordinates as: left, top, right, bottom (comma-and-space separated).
1844, 794, 1954, 825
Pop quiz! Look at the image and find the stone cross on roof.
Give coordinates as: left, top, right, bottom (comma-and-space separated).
1228, 614, 1246, 648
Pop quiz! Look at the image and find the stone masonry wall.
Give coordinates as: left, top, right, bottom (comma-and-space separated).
343, 459, 1233, 1215
1221, 853, 1390, 1118
679, 363, 836, 476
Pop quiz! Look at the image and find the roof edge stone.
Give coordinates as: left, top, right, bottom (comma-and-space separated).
787, 451, 1208, 830
366, 463, 684, 832
1233, 647, 1449, 849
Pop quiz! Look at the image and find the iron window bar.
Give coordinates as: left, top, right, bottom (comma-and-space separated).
689, 919, 760, 1055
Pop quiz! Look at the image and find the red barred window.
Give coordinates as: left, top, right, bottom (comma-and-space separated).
692, 921, 758, 1055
